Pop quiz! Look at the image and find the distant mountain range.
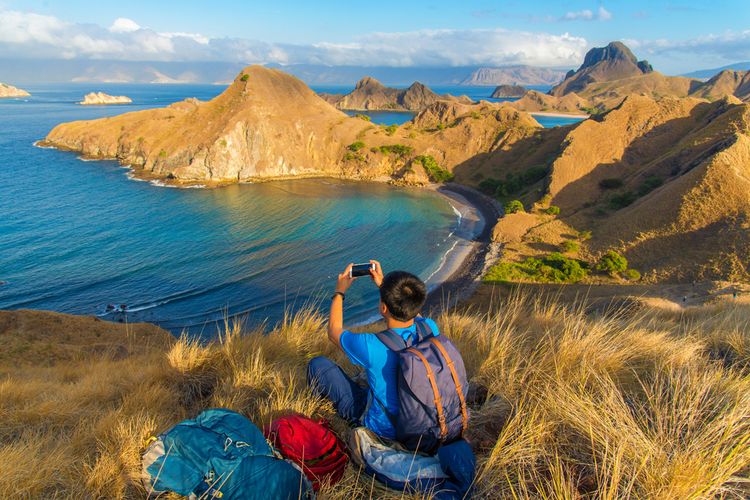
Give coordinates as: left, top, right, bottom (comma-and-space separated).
0, 58, 568, 87
683, 62, 750, 80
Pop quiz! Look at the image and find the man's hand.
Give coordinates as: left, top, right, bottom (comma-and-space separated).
369, 259, 384, 288
336, 263, 355, 294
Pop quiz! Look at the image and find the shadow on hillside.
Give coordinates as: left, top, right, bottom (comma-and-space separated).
553, 99, 739, 217
451, 126, 570, 203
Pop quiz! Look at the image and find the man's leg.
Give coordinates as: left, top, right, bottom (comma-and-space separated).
307, 356, 367, 423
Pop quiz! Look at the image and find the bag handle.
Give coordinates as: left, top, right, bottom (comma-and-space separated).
429, 338, 469, 434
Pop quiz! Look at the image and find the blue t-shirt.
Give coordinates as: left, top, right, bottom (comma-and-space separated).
339, 316, 440, 439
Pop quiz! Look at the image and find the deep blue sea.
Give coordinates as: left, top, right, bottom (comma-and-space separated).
0, 84, 476, 337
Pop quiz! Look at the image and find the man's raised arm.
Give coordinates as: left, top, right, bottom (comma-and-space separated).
328, 263, 354, 349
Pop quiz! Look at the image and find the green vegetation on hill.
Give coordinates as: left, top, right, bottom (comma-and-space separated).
485, 252, 589, 283
415, 155, 454, 183
378, 144, 413, 157
479, 165, 549, 199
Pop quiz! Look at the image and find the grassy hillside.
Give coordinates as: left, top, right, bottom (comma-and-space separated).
2, 294, 750, 498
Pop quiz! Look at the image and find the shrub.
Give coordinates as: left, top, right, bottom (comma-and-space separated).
560, 240, 580, 254
578, 230, 592, 241
488, 166, 550, 198
415, 155, 454, 183
599, 178, 624, 189
354, 113, 371, 121
343, 152, 363, 162
240, 74, 249, 82
504, 200, 525, 214
347, 141, 365, 152
638, 175, 663, 196
609, 191, 637, 209
623, 269, 641, 281
379, 144, 413, 157
370, 147, 379, 153
384, 124, 398, 136
544, 205, 560, 216
158, 150, 167, 158
596, 250, 628, 274
484, 252, 588, 283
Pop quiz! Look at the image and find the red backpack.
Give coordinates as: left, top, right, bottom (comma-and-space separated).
264, 414, 348, 491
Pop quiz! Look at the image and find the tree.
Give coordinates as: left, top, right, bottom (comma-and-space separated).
596, 250, 628, 274
504, 200, 525, 214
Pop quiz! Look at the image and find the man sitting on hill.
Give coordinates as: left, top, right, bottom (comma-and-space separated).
307, 260, 440, 441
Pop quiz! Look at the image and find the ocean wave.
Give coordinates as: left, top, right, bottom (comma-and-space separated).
425, 239, 460, 285
125, 171, 147, 182
148, 179, 207, 189
32, 141, 56, 149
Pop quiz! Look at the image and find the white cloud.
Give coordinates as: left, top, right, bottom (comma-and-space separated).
0, 10, 589, 67
597, 7, 613, 21
109, 17, 140, 33
561, 6, 612, 22
563, 9, 594, 21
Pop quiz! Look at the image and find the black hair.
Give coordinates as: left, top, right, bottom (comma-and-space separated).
379, 271, 427, 321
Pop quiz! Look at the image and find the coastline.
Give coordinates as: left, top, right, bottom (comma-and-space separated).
423, 183, 500, 313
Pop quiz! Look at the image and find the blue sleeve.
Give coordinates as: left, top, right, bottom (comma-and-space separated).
339, 330, 371, 367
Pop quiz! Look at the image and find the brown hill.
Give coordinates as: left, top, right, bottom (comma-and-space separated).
322, 77, 473, 111
40, 66, 543, 185
691, 70, 750, 102
551, 42, 654, 97
490, 95, 750, 282
491, 85, 527, 98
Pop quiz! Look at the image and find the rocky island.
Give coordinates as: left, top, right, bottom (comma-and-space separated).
490, 84, 527, 98
320, 77, 473, 111
79, 92, 133, 105
0, 82, 30, 98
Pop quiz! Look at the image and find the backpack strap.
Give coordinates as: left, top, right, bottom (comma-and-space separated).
375, 328, 409, 351
407, 347, 448, 441
429, 338, 469, 434
376, 320, 435, 352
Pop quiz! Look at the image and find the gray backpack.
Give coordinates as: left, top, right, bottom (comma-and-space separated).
375, 321, 470, 454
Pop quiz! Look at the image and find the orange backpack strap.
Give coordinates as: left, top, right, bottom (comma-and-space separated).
429, 338, 469, 434
407, 347, 448, 440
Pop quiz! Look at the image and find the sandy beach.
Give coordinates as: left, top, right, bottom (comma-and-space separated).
423, 183, 500, 312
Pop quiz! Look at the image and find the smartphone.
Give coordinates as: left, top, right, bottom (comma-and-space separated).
350, 262, 375, 278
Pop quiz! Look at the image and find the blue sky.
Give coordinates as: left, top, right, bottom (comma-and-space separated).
1, 0, 749, 73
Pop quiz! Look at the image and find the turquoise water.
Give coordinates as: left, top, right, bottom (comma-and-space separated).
0, 84, 466, 336
319, 85, 585, 128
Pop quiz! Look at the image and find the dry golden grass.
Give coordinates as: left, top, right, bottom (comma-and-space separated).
1, 294, 750, 498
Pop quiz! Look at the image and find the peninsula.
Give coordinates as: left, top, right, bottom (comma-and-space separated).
79, 92, 132, 105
